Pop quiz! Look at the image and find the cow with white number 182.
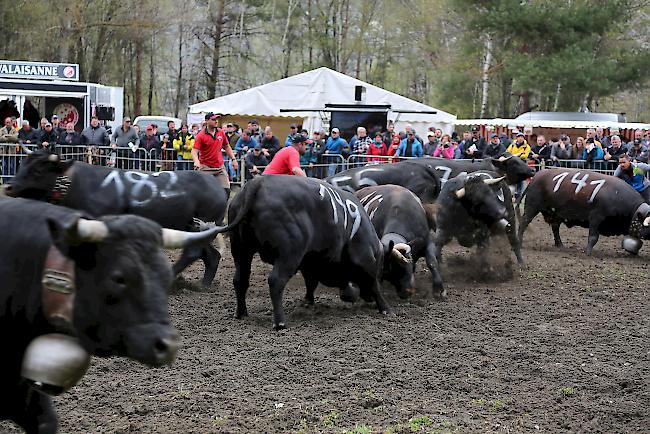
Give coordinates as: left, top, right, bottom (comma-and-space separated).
518, 168, 650, 255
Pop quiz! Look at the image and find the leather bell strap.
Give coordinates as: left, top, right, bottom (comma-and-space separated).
41, 245, 76, 334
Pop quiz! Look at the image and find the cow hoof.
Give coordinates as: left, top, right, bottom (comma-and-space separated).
339, 285, 360, 303
235, 310, 248, 319
554, 243, 564, 248
434, 290, 448, 301
274, 322, 287, 331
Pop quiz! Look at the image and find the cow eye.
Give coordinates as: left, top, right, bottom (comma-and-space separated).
110, 273, 128, 290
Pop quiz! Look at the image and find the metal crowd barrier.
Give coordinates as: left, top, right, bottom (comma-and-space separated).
2, 143, 646, 185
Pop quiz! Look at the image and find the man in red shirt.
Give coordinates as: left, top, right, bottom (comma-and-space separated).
264, 134, 309, 176
191, 112, 238, 195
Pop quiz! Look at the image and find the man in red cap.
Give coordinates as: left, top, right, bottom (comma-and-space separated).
192, 112, 238, 196
264, 134, 308, 176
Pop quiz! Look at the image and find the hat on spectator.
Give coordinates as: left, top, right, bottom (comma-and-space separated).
205, 112, 221, 120
471, 126, 480, 133
560, 134, 569, 140
516, 132, 525, 137
290, 123, 298, 129
254, 144, 263, 151
426, 131, 435, 137
292, 134, 312, 144
331, 127, 340, 133
250, 119, 259, 125
45, 122, 52, 128
490, 133, 498, 139
51, 115, 58, 121
375, 131, 383, 138
301, 129, 309, 135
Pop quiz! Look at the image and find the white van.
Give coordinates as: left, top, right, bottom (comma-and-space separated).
133, 116, 182, 135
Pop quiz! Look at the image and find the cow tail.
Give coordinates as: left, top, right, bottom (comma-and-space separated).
211, 179, 262, 233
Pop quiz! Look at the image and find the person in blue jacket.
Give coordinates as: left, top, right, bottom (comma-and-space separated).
235, 129, 258, 156
395, 131, 423, 158
324, 127, 348, 176
582, 138, 605, 170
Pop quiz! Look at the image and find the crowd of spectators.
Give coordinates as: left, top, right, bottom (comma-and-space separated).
2, 114, 649, 181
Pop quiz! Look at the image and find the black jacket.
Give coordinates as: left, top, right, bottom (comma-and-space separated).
17, 128, 39, 144
58, 131, 83, 146
260, 136, 281, 159
38, 130, 59, 145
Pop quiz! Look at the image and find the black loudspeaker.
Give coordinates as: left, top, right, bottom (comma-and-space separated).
354, 85, 365, 101
96, 106, 115, 121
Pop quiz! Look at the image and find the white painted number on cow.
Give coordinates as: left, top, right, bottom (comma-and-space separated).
359, 191, 384, 220
435, 166, 452, 184
588, 179, 606, 203
570, 172, 589, 194
355, 167, 383, 188
552, 172, 569, 192
552, 171, 606, 203
100, 170, 180, 207
319, 184, 361, 239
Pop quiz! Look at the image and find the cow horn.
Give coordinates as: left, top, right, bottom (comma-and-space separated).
498, 155, 513, 162
483, 176, 505, 186
48, 153, 59, 162
22, 145, 34, 155
391, 245, 411, 264
161, 226, 221, 249
76, 219, 109, 242
393, 242, 411, 255
644, 216, 650, 227
455, 187, 466, 198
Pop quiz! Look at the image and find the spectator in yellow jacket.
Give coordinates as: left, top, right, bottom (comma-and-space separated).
506, 133, 531, 159
173, 124, 194, 159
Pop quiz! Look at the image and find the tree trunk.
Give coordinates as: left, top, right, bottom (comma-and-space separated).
479, 34, 493, 118
207, 0, 226, 100
552, 82, 562, 111
174, 24, 184, 118
281, 0, 297, 78
148, 31, 155, 115
134, 36, 142, 116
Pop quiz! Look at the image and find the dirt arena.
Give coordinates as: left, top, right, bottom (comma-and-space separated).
3, 218, 648, 433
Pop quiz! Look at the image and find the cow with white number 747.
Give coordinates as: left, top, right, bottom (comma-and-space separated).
517, 168, 650, 255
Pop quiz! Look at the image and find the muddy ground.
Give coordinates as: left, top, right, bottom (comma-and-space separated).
3, 219, 649, 433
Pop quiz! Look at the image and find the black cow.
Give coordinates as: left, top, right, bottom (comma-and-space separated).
214, 175, 392, 330
0, 196, 219, 433
5, 150, 228, 288
433, 171, 523, 264
420, 154, 535, 186
518, 168, 650, 255
325, 159, 441, 203
356, 185, 445, 299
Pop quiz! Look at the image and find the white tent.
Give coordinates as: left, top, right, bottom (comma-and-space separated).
188, 67, 456, 137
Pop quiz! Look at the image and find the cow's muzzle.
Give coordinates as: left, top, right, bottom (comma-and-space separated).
1, 183, 15, 196
124, 325, 180, 367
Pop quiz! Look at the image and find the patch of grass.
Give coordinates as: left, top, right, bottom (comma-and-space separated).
561, 386, 576, 396
323, 409, 339, 427
383, 424, 404, 434
211, 415, 229, 426
362, 388, 384, 409
373, 405, 386, 413
409, 415, 433, 432
490, 399, 504, 411
345, 425, 373, 434
472, 398, 504, 411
